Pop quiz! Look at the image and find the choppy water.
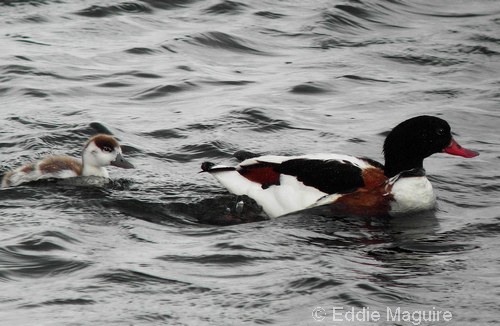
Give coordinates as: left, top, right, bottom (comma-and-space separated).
1, 0, 499, 325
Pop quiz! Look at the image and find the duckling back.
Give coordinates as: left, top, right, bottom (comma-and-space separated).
1, 156, 82, 188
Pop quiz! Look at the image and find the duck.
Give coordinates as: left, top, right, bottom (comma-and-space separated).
201, 115, 479, 218
2, 134, 134, 188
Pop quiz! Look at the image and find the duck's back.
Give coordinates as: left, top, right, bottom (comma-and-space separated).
202, 153, 385, 217
2, 156, 82, 188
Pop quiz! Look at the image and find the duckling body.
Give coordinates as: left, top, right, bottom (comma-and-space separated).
2, 134, 134, 188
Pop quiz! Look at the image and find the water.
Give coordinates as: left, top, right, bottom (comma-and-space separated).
1, 0, 499, 325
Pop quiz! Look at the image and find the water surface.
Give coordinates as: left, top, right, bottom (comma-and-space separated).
1, 0, 499, 325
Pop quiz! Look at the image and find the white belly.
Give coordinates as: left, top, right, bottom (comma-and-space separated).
211, 171, 327, 218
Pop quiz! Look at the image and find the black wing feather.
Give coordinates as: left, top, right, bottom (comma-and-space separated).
276, 159, 365, 194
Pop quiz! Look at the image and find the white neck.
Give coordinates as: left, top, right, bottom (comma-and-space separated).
389, 176, 436, 215
81, 164, 109, 178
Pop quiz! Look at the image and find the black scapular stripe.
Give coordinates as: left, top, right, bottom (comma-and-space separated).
275, 159, 365, 194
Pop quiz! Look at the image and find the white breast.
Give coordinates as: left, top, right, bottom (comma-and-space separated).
389, 176, 436, 216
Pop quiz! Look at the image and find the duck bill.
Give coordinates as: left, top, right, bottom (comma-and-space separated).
443, 138, 479, 158
111, 153, 135, 169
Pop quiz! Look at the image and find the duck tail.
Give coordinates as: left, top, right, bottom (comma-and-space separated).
200, 162, 236, 173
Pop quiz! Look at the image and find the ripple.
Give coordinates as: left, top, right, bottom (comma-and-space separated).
382, 53, 465, 66
139, 0, 197, 10
340, 75, 389, 83
22, 297, 95, 308
470, 34, 500, 45
22, 88, 49, 98
0, 0, 55, 7
94, 269, 211, 293
411, 10, 490, 19
159, 250, 293, 265
20, 14, 48, 23
318, 37, 395, 49
8, 238, 63, 252
228, 107, 297, 133
335, 4, 375, 20
356, 283, 409, 304
451, 44, 499, 56
95, 269, 183, 285
141, 128, 187, 139
13, 36, 50, 46
183, 31, 267, 55
254, 11, 286, 19
130, 71, 163, 79
0, 246, 90, 280
204, 0, 248, 15
441, 216, 500, 239
158, 253, 255, 265
393, 242, 478, 253
165, 141, 230, 163
101, 198, 196, 226
75, 2, 153, 17
422, 88, 462, 98
125, 47, 161, 55
0, 63, 79, 81
202, 79, 255, 86
288, 276, 343, 291
335, 292, 368, 308
290, 82, 331, 94
333, 3, 405, 29
96, 81, 131, 88
320, 12, 368, 33
131, 82, 197, 100
176, 65, 194, 71
7, 116, 63, 129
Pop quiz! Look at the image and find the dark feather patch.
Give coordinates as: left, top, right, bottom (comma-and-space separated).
276, 159, 365, 194
238, 163, 281, 189
237, 158, 367, 194
88, 134, 119, 152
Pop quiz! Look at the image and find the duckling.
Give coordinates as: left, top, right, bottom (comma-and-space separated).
1, 134, 134, 188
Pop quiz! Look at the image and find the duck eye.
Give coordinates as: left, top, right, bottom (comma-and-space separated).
102, 146, 113, 152
436, 128, 445, 136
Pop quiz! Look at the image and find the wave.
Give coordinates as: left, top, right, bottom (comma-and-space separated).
131, 82, 197, 100
0, 231, 90, 280
183, 31, 268, 55
75, 3, 152, 17
204, 0, 248, 15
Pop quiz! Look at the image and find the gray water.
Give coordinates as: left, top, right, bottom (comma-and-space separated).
1, 0, 499, 325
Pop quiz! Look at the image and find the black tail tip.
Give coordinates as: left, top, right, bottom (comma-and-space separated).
201, 162, 215, 172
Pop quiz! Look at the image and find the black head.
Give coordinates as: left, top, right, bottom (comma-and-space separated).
383, 115, 478, 177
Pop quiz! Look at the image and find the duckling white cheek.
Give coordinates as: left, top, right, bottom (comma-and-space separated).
95, 151, 116, 167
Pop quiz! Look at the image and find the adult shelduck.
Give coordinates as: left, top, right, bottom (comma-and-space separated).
201, 116, 479, 218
